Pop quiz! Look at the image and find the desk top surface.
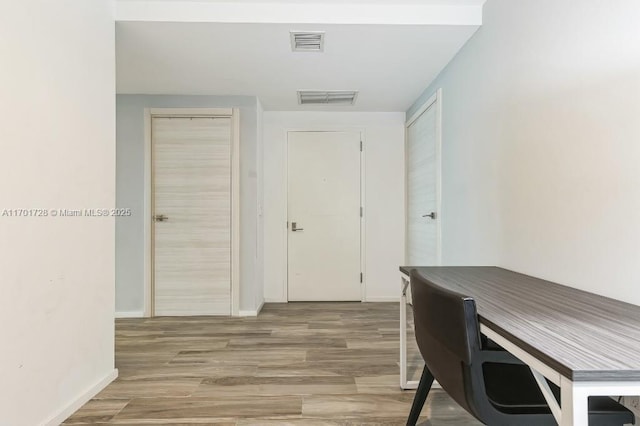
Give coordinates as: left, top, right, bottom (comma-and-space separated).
400, 266, 640, 382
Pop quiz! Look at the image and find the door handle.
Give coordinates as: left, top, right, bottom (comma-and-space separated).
422, 212, 437, 220
154, 214, 168, 222
291, 222, 304, 232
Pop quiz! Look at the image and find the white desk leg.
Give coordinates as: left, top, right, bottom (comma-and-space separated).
400, 277, 408, 388
400, 275, 419, 390
560, 377, 589, 426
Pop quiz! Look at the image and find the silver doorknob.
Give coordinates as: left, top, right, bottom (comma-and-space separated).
422, 212, 437, 219
291, 222, 304, 232
154, 214, 168, 222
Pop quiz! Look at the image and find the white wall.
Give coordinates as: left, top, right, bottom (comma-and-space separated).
116, 95, 262, 314
0, 1, 116, 425
408, 0, 640, 304
263, 112, 405, 302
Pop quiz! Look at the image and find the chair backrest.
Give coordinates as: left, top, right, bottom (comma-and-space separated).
410, 269, 482, 414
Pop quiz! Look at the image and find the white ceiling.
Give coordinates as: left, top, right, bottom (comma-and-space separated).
117, 0, 484, 4
115, 0, 484, 111
116, 22, 479, 111
116, 0, 484, 25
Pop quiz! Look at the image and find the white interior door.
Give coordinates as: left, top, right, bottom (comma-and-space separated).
407, 98, 440, 266
152, 116, 231, 316
287, 131, 362, 301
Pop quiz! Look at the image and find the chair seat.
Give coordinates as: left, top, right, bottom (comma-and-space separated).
483, 362, 634, 424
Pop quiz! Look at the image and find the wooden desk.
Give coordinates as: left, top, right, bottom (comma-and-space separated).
399, 266, 640, 426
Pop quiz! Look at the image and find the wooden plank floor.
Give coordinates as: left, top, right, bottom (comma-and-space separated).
65, 303, 481, 425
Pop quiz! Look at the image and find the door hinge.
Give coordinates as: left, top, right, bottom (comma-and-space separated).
360, 273, 363, 283
360, 140, 363, 151
360, 207, 363, 217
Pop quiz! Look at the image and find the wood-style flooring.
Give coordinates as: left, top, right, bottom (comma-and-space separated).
65, 303, 481, 425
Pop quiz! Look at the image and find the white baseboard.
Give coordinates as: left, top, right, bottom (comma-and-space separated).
238, 299, 265, 317
364, 297, 399, 302
264, 298, 286, 303
43, 368, 118, 426
115, 311, 144, 318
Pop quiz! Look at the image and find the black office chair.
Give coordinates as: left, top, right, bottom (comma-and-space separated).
406, 269, 635, 426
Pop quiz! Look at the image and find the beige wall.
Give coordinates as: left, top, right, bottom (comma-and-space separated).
0, 1, 116, 424
263, 111, 406, 302
408, 0, 640, 304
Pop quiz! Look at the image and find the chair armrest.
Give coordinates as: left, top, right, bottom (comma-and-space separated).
479, 350, 525, 365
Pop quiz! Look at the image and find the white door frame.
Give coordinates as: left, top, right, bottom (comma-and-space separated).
143, 107, 241, 317
404, 89, 443, 265
284, 128, 366, 302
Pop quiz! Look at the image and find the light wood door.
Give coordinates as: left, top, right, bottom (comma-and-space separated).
287, 131, 362, 301
407, 100, 439, 265
152, 116, 231, 316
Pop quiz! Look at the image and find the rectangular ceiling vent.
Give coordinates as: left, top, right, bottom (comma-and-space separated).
297, 90, 359, 105
290, 31, 325, 52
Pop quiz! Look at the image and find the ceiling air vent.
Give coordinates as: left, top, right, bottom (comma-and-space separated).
297, 90, 359, 105
290, 31, 325, 52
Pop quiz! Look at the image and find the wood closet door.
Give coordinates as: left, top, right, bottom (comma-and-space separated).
152, 116, 231, 316
407, 101, 438, 266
